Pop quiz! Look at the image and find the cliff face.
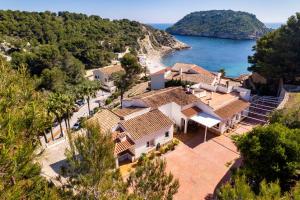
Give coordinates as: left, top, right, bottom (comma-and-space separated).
138, 25, 189, 56
167, 10, 270, 40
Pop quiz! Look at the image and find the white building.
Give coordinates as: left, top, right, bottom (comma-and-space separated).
150, 63, 222, 90
92, 64, 124, 92
89, 85, 250, 167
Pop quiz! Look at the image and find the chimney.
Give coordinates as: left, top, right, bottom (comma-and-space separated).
210, 91, 214, 100
226, 80, 229, 88
208, 100, 211, 106
180, 68, 183, 75
186, 85, 191, 93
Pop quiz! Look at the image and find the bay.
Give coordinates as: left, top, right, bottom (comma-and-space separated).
149, 23, 283, 77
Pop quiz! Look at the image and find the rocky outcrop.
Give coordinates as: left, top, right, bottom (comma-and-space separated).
139, 25, 189, 56
167, 10, 271, 40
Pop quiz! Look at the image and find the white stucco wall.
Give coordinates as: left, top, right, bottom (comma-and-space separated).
158, 102, 185, 127
217, 85, 233, 93
233, 86, 251, 101
199, 83, 217, 92
133, 125, 174, 158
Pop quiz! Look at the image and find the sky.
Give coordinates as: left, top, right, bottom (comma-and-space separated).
1, 0, 299, 23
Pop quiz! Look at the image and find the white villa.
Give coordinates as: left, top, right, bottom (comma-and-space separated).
90, 83, 250, 167
85, 62, 252, 167
87, 64, 124, 92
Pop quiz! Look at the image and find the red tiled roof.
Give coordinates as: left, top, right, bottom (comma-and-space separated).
98, 65, 124, 76
87, 109, 120, 133
182, 106, 202, 118
215, 99, 250, 120
151, 67, 172, 75
114, 137, 135, 155
112, 107, 147, 119
190, 66, 214, 77
120, 109, 174, 140
129, 87, 200, 109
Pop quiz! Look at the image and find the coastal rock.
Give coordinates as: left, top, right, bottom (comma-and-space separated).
139, 25, 189, 55
167, 10, 271, 40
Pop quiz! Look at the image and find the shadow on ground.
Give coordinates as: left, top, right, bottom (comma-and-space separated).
49, 159, 69, 178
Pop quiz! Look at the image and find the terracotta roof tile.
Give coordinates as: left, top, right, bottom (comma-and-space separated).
120, 109, 174, 140
129, 87, 199, 109
172, 63, 197, 72
182, 106, 202, 117
151, 67, 172, 75
114, 137, 135, 155
112, 107, 147, 119
190, 66, 214, 77
98, 64, 124, 76
166, 72, 215, 85
215, 99, 250, 120
87, 109, 120, 133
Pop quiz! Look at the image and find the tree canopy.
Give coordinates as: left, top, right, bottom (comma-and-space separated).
0, 57, 69, 199
233, 123, 300, 191
166, 10, 270, 39
248, 13, 300, 85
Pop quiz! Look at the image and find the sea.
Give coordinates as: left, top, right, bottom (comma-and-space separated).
149, 23, 283, 77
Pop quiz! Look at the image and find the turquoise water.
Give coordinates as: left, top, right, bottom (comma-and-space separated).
150, 23, 283, 77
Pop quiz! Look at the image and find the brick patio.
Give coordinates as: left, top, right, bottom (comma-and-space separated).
164, 130, 242, 200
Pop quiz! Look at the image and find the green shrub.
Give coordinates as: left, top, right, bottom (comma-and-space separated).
159, 147, 166, 154
105, 98, 112, 105
137, 153, 148, 165
149, 152, 155, 160
168, 143, 175, 151
173, 139, 180, 146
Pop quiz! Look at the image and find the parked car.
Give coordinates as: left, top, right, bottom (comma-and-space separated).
76, 99, 85, 106
72, 122, 80, 131
52, 120, 59, 127
72, 104, 80, 112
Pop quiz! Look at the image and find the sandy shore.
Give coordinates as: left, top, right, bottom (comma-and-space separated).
145, 52, 166, 74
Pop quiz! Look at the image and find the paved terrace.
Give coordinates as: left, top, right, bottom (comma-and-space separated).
163, 122, 256, 200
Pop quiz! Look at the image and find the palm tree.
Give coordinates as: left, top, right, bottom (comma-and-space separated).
46, 110, 56, 141
78, 80, 100, 116
47, 93, 65, 138
61, 94, 75, 131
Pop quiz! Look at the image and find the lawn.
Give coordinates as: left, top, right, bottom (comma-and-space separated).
283, 92, 300, 112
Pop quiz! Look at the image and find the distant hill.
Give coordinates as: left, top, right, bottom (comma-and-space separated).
0, 10, 185, 69
166, 10, 270, 40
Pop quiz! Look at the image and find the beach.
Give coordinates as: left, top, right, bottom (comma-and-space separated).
144, 52, 166, 74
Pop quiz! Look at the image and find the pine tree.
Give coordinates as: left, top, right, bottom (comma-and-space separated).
127, 158, 179, 200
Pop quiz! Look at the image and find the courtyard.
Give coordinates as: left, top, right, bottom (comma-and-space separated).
164, 129, 243, 200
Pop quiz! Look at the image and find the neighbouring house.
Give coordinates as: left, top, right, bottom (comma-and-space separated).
150, 63, 222, 90
85, 69, 95, 81
89, 85, 251, 167
250, 72, 267, 84
93, 64, 124, 92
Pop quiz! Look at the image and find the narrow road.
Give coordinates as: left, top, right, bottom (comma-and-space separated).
46, 90, 111, 141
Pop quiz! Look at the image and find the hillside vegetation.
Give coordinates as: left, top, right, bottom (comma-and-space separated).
167, 10, 270, 40
248, 13, 300, 91
0, 10, 182, 92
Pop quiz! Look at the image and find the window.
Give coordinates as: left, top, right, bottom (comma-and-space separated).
213, 123, 220, 129
165, 131, 169, 137
146, 141, 150, 147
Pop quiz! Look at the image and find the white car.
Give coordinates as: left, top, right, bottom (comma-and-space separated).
72, 122, 80, 130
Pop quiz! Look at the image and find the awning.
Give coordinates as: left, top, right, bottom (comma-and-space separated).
190, 112, 221, 128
